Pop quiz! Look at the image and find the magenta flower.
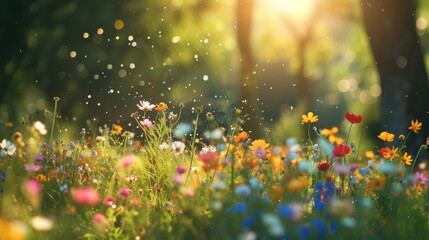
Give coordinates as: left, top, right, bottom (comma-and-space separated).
414, 171, 428, 185
73, 187, 100, 205
92, 213, 107, 223
119, 188, 132, 197
176, 165, 187, 174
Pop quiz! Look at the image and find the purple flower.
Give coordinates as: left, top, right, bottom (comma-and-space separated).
176, 166, 187, 174
140, 119, 153, 127
34, 154, 44, 162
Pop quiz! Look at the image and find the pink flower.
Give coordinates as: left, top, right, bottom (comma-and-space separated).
121, 154, 136, 168
140, 119, 153, 127
25, 180, 41, 196
173, 173, 185, 185
180, 187, 195, 197
73, 187, 100, 205
198, 152, 219, 165
92, 214, 107, 223
119, 188, 132, 197
414, 172, 428, 185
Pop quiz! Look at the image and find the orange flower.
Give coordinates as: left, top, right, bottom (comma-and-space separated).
234, 131, 249, 143
378, 131, 395, 142
155, 102, 168, 112
408, 119, 422, 134
380, 146, 399, 160
249, 139, 269, 151
402, 152, 413, 165
111, 124, 123, 135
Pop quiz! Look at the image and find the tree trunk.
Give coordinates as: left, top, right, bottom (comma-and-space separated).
236, 0, 262, 139
361, 0, 429, 161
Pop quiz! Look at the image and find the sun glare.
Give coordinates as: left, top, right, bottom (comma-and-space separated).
269, 0, 316, 25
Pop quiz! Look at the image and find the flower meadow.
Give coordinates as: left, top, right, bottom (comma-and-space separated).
1, 99, 429, 240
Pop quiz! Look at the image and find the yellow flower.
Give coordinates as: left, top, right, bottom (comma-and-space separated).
365, 151, 375, 160
408, 119, 422, 133
286, 177, 309, 192
35, 174, 47, 182
249, 139, 269, 151
402, 152, 413, 165
378, 131, 395, 142
382, 146, 399, 160
111, 124, 123, 135
155, 102, 168, 112
320, 127, 339, 137
302, 112, 318, 124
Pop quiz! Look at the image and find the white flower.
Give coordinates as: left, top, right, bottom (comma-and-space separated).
159, 142, 170, 150
137, 100, 155, 111
171, 141, 185, 155
1, 139, 16, 156
201, 145, 217, 154
33, 121, 47, 135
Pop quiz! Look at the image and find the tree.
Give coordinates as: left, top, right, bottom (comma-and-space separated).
361, 0, 429, 161
236, 0, 263, 139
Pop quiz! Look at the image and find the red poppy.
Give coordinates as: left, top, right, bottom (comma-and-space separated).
332, 144, 351, 157
345, 112, 362, 124
318, 162, 330, 171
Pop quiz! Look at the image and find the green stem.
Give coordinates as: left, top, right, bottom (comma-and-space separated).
186, 109, 201, 181
49, 97, 60, 144
409, 145, 426, 174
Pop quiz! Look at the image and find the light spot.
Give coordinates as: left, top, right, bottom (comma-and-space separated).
114, 20, 124, 30
83, 32, 89, 38
70, 51, 77, 58
172, 36, 181, 43
203, 75, 209, 81
97, 28, 104, 35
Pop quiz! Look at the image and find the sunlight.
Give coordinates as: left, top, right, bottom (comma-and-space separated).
269, 0, 316, 26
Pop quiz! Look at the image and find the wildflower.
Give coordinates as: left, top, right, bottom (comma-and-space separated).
173, 122, 193, 138
201, 145, 217, 153
180, 187, 195, 197
332, 144, 350, 157
155, 102, 168, 112
35, 174, 47, 182
104, 196, 116, 206
344, 112, 362, 123
329, 199, 354, 216
73, 187, 100, 205
318, 161, 330, 171
121, 154, 136, 168
253, 148, 267, 159
34, 154, 44, 162
234, 131, 249, 143
408, 119, 422, 133
0, 139, 16, 156
25, 164, 41, 171
171, 141, 186, 155
168, 112, 178, 120
378, 131, 395, 142
159, 142, 170, 150
92, 214, 107, 233
198, 151, 219, 165
137, 100, 155, 111
119, 188, 132, 197
302, 112, 318, 124
333, 164, 350, 176
380, 146, 399, 160
377, 161, 397, 174
34, 121, 48, 135
176, 166, 187, 174
24, 180, 41, 196
298, 160, 317, 173
249, 139, 269, 151
111, 124, 123, 135
286, 177, 309, 192
234, 185, 252, 197
402, 152, 413, 165
125, 175, 137, 183
414, 171, 428, 185
173, 173, 185, 185
278, 203, 304, 220
31, 216, 54, 231
261, 213, 285, 237
140, 119, 153, 127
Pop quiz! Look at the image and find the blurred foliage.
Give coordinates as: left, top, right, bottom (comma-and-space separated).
1, 0, 428, 141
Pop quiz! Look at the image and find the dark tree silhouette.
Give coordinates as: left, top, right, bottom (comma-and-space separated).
236, 0, 262, 139
361, 0, 429, 161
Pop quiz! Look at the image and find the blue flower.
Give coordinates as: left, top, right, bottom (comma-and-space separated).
311, 218, 326, 237
299, 225, 310, 240
228, 202, 247, 214
241, 216, 256, 229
